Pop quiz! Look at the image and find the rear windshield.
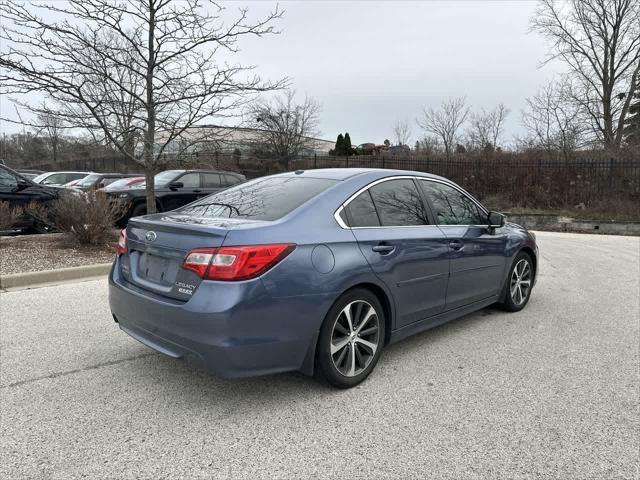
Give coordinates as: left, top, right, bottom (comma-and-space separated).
178, 176, 338, 221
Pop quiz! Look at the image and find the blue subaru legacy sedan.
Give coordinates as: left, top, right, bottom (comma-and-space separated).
109, 168, 538, 388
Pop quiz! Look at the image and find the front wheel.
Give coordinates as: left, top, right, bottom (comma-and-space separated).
498, 252, 534, 312
315, 289, 386, 388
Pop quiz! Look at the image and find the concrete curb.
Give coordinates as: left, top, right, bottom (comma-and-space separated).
0, 263, 112, 290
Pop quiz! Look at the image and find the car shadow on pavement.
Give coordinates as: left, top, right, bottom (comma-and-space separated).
118, 305, 512, 408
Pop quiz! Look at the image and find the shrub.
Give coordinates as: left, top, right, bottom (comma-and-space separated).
25, 191, 124, 245
0, 201, 23, 231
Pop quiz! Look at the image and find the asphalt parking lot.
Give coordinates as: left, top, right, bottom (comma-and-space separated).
1, 231, 638, 479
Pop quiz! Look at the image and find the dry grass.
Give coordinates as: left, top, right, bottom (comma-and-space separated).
0, 201, 23, 230
24, 191, 125, 245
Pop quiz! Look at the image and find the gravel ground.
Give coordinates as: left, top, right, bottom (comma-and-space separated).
0, 231, 638, 479
0, 234, 115, 274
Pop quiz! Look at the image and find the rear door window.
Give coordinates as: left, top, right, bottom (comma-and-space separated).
65, 173, 87, 183
202, 173, 222, 188
179, 176, 338, 220
368, 179, 429, 226
223, 174, 241, 186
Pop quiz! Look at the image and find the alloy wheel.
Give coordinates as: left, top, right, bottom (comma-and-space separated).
510, 259, 532, 306
330, 300, 380, 377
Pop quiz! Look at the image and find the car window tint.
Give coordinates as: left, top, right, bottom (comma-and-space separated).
179, 176, 338, 221
224, 174, 240, 186
420, 180, 485, 225
344, 190, 380, 227
0, 169, 18, 189
202, 173, 221, 188
65, 173, 84, 183
178, 173, 200, 188
43, 173, 64, 184
368, 179, 428, 226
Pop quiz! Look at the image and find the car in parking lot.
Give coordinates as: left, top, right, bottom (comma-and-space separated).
109, 168, 538, 388
32, 171, 92, 186
70, 172, 142, 191
0, 164, 65, 232
102, 177, 145, 191
105, 169, 246, 223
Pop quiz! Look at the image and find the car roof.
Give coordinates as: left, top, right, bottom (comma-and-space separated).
91, 172, 139, 176
182, 169, 244, 176
271, 168, 446, 182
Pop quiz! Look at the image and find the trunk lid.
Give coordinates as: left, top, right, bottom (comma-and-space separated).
121, 213, 264, 301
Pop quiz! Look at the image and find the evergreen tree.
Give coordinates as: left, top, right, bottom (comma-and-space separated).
334, 133, 345, 155
624, 86, 640, 145
343, 132, 353, 155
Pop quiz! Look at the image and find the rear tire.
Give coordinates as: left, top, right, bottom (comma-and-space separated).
497, 251, 534, 312
26, 220, 54, 234
315, 288, 386, 389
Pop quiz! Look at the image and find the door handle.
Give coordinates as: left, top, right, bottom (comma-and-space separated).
193, 189, 202, 193
449, 240, 464, 251
372, 244, 395, 255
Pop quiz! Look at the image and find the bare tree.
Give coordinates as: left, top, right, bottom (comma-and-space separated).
521, 80, 587, 159
415, 135, 443, 155
393, 118, 412, 146
4, 31, 143, 160
624, 83, 640, 144
467, 104, 510, 151
416, 97, 470, 158
531, 0, 640, 149
247, 90, 321, 168
0, 0, 284, 213
35, 108, 65, 163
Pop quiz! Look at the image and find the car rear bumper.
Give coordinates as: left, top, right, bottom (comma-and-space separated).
108, 259, 327, 378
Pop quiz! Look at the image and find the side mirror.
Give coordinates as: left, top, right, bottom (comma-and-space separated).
488, 211, 505, 228
169, 181, 184, 190
15, 180, 30, 191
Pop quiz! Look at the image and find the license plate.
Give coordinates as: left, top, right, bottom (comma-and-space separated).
139, 253, 170, 283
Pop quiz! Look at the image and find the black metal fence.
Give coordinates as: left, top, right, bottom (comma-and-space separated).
290, 153, 640, 209
24, 151, 640, 210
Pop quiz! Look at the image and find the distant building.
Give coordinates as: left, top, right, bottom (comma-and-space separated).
157, 125, 334, 156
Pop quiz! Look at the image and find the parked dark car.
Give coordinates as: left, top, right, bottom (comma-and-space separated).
0, 165, 65, 231
71, 172, 142, 191
106, 169, 246, 223
32, 171, 92, 186
109, 168, 538, 388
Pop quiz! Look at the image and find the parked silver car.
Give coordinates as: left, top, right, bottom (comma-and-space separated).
32, 171, 92, 186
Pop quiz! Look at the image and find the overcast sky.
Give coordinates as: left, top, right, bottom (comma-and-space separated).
0, 0, 565, 146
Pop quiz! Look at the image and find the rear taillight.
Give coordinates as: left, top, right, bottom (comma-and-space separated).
183, 244, 295, 281
116, 229, 127, 256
